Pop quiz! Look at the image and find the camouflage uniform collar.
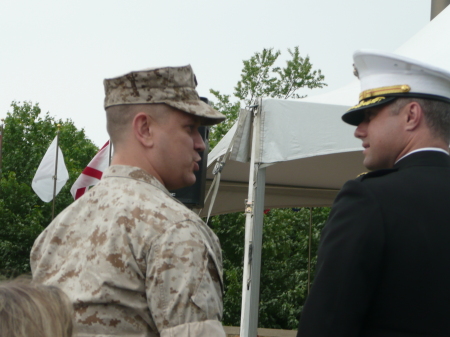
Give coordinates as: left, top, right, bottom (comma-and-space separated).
103, 165, 171, 196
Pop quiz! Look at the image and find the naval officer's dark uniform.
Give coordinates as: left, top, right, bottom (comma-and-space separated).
298, 150, 450, 337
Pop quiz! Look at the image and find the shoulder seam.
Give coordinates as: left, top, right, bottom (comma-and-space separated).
360, 168, 398, 181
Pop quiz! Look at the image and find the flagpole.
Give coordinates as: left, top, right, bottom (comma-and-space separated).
0, 119, 4, 179
108, 139, 112, 166
52, 125, 61, 220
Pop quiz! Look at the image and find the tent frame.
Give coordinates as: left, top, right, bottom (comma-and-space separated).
240, 100, 266, 337
236, 101, 328, 336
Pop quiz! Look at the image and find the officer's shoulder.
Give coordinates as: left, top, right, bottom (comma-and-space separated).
355, 168, 398, 182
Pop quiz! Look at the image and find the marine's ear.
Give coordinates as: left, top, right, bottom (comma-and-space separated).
404, 101, 424, 132
133, 112, 155, 148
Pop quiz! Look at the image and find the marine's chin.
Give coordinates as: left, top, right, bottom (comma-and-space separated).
362, 157, 375, 171
193, 162, 200, 172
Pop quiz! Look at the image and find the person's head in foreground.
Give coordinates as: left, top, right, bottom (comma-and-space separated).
103, 65, 225, 190
0, 278, 73, 337
342, 50, 450, 171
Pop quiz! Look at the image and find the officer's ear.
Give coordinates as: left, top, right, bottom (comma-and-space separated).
405, 101, 423, 132
133, 112, 155, 148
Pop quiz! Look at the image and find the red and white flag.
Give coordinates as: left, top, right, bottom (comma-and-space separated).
70, 141, 110, 200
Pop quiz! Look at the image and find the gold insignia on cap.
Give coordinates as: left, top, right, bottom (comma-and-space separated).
347, 97, 386, 111
359, 84, 411, 101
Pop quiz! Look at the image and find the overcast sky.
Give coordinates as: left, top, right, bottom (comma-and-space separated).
1, 0, 431, 146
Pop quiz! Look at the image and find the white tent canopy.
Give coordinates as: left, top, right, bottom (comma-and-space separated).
199, 6, 450, 337
201, 100, 363, 216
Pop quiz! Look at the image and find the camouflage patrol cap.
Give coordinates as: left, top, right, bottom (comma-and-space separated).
104, 65, 226, 126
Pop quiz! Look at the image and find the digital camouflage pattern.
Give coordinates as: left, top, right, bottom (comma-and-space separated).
31, 165, 225, 337
103, 65, 225, 126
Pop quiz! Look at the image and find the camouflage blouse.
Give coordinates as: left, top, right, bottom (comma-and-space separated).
31, 165, 225, 337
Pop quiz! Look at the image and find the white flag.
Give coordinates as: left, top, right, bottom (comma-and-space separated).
70, 141, 110, 200
32, 136, 69, 202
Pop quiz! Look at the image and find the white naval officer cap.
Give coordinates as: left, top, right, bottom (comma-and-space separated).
342, 50, 450, 126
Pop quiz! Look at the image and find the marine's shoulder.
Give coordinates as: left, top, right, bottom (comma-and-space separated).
354, 168, 399, 182
119, 183, 203, 225
163, 196, 204, 223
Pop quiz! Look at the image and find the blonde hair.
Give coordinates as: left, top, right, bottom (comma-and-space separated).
0, 279, 73, 337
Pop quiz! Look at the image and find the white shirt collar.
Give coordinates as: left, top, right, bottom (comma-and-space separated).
396, 147, 449, 164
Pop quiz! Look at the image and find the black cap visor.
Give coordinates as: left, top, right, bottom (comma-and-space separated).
342, 93, 450, 126
342, 96, 397, 126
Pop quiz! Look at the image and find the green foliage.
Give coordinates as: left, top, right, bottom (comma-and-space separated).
208, 90, 241, 149
209, 208, 329, 329
209, 212, 246, 325
0, 101, 98, 276
0, 172, 45, 277
208, 47, 327, 147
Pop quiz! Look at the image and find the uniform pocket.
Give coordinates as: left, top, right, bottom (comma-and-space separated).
190, 247, 224, 320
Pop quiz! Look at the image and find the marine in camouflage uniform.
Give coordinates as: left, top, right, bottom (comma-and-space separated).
31, 65, 227, 337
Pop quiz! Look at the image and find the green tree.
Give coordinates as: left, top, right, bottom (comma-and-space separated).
209, 208, 329, 329
209, 47, 326, 148
207, 47, 330, 329
0, 101, 98, 277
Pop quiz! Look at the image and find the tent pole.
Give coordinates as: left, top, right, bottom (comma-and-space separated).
308, 207, 312, 293
430, 0, 450, 20
240, 99, 265, 337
